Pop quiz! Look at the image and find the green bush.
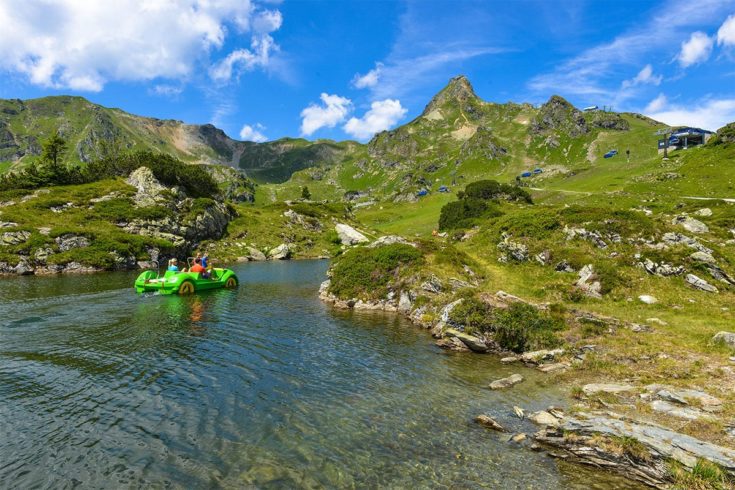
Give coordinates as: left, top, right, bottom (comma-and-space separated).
493, 303, 564, 353
438, 198, 502, 230
325, 229, 341, 245
463, 179, 533, 203
449, 297, 494, 335
329, 244, 423, 300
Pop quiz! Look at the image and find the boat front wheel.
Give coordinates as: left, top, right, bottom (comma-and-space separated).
225, 277, 238, 288
178, 281, 195, 295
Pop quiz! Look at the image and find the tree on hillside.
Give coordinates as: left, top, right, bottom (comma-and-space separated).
301, 186, 311, 200
41, 130, 68, 171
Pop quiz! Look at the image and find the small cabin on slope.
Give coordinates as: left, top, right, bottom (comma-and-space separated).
657, 127, 714, 152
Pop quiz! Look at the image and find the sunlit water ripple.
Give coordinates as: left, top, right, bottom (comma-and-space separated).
0, 260, 641, 489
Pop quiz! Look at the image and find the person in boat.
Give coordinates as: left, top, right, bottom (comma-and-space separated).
196, 251, 209, 269
167, 258, 179, 272
190, 257, 206, 274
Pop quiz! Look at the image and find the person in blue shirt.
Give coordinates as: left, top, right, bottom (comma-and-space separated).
167, 258, 179, 272
196, 251, 209, 268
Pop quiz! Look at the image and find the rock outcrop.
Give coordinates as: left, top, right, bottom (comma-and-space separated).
535, 413, 735, 488
335, 224, 369, 246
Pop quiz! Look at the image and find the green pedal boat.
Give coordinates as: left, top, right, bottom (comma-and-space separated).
135, 267, 239, 295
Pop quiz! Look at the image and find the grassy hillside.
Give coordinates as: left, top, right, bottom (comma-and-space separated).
0, 96, 360, 184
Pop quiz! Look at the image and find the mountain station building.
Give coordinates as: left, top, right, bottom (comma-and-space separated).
657, 127, 714, 153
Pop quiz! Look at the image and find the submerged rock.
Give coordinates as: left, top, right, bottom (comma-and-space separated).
488, 373, 524, 390
474, 414, 505, 432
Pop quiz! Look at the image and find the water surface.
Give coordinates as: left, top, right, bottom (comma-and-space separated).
0, 261, 639, 488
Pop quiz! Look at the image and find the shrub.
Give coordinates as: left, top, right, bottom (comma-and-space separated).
493, 303, 565, 353
464, 179, 533, 203
449, 297, 494, 335
438, 198, 502, 230
325, 229, 341, 245
329, 244, 423, 300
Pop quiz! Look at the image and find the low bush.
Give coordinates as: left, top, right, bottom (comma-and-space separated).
493, 303, 565, 353
438, 198, 502, 230
449, 297, 494, 335
461, 179, 533, 203
329, 244, 423, 300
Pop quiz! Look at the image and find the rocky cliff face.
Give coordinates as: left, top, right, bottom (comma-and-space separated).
530, 95, 589, 138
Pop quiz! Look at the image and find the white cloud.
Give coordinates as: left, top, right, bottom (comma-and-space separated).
239, 123, 268, 142
718, 14, 735, 46
622, 64, 662, 89
343, 99, 408, 140
352, 63, 383, 89
678, 31, 714, 67
151, 84, 184, 97
253, 10, 283, 34
209, 35, 277, 82
645, 93, 668, 112
646, 97, 735, 131
0, 0, 282, 91
299, 93, 353, 136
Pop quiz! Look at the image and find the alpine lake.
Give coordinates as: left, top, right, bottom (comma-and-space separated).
0, 260, 642, 489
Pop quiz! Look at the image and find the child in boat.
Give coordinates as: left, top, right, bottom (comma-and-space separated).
167, 258, 179, 272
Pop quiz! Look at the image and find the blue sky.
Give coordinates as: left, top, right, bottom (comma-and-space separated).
1, 0, 735, 141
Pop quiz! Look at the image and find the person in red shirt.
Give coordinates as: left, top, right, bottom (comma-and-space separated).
190, 258, 206, 273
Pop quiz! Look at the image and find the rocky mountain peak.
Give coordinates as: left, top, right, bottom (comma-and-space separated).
530, 95, 588, 138
422, 75, 480, 115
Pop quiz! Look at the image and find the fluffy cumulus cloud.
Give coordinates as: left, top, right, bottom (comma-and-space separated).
343, 99, 408, 140
678, 31, 714, 67
646, 98, 735, 131
621, 64, 662, 89
239, 123, 267, 142
299, 94, 353, 136
718, 14, 735, 46
0, 0, 282, 91
352, 63, 383, 89
645, 93, 668, 113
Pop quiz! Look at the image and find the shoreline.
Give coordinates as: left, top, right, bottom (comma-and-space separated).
319, 276, 735, 488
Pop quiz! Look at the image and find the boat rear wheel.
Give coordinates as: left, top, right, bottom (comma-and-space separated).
178, 281, 195, 295
225, 277, 238, 288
